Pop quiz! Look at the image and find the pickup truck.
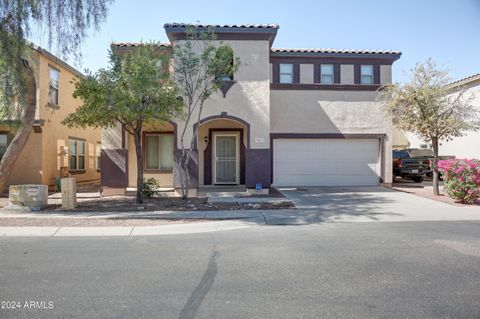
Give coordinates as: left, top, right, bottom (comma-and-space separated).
400, 148, 455, 177
392, 150, 426, 183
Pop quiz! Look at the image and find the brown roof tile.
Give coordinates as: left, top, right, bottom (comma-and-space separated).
164, 23, 279, 29
449, 73, 480, 87
271, 48, 401, 55
112, 42, 171, 47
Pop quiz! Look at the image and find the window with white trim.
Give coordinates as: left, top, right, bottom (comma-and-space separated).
69, 139, 85, 171
0, 134, 7, 159
360, 65, 374, 84
320, 64, 334, 84
49, 67, 59, 105
279, 64, 293, 84
145, 134, 174, 170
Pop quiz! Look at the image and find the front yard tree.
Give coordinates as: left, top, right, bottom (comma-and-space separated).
381, 59, 480, 195
63, 44, 182, 203
0, 0, 113, 193
174, 27, 240, 198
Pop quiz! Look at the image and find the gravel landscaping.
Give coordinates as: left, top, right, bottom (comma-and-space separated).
43, 192, 293, 212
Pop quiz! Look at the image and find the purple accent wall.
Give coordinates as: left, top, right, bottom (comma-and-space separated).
374, 64, 381, 84
354, 64, 361, 84
293, 63, 300, 83
334, 64, 341, 84
101, 149, 128, 187
313, 64, 320, 83
245, 149, 271, 188
272, 63, 279, 83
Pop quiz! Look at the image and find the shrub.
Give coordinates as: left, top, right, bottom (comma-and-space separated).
437, 159, 480, 204
143, 178, 160, 198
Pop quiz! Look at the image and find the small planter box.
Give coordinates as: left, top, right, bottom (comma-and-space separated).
8, 185, 48, 211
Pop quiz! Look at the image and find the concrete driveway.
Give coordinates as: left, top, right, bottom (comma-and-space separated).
273, 186, 480, 224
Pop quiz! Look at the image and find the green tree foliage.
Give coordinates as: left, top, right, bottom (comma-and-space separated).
63, 43, 183, 203
174, 26, 240, 198
0, 0, 113, 193
380, 59, 480, 195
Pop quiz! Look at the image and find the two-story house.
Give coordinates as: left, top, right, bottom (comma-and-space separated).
101, 23, 401, 196
0, 45, 101, 190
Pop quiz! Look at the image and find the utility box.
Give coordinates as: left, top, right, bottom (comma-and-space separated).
8, 185, 48, 211
61, 177, 77, 210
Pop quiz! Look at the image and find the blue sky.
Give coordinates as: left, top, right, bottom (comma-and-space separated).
34, 0, 480, 83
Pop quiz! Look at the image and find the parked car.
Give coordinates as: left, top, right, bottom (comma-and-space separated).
392, 150, 426, 183
400, 148, 455, 177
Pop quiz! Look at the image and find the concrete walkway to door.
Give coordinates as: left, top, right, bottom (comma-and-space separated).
273, 186, 480, 224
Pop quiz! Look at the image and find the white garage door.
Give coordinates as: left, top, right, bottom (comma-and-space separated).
273, 139, 380, 186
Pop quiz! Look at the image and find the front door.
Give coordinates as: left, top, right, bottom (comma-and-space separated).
213, 132, 239, 184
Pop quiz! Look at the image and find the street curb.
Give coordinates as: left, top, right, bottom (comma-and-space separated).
0, 219, 262, 237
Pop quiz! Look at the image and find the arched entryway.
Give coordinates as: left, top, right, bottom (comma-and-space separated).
198, 116, 249, 186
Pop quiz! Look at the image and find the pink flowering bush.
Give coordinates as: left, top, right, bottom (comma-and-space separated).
437, 159, 480, 204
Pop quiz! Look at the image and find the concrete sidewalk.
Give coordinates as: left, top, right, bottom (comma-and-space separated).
0, 219, 262, 237
1, 186, 480, 236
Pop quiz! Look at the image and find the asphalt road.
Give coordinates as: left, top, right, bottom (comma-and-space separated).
1, 221, 480, 318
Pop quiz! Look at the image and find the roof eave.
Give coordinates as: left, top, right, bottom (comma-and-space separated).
270, 51, 402, 61
164, 25, 279, 47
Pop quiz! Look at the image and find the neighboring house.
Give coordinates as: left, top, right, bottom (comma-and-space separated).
0, 45, 101, 190
101, 23, 401, 195
394, 73, 480, 159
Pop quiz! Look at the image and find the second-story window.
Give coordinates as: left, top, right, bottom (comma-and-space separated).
49, 67, 59, 105
360, 65, 374, 84
214, 45, 235, 81
320, 64, 334, 84
279, 64, 293, 84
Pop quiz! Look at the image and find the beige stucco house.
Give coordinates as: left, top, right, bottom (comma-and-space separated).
101, 23, 401, 195
0, 46, 101, 190
393, 73, 480, 159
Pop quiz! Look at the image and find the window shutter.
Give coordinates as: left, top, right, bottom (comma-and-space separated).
293, 64, 300, 83
374, 65, 380, 84
313, 64, 320, 83
334, 64, 341, 84
354, 64, 361, 84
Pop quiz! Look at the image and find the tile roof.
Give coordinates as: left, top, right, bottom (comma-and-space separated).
271, 48, 401, 55
164, 23, 279, 29
112, 42, 171, 47
449, 73, 480, 87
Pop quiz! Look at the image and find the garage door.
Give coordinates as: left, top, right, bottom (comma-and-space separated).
273, 139, 380, 186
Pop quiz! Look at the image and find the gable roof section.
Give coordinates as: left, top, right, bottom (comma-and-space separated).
164, 23, 279, 47
30, 44, 84, 77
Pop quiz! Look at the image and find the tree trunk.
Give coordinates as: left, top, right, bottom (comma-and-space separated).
133, 129, 144, 204
432, 137, 440, 196
0, 66, 36, 194
179, 150, 190, 200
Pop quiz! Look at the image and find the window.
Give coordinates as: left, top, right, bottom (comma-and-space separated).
145, 134, 174, 170
279, 64, 293, 84
0, 134, 7, 159
320, 64, 334, 84
49, 67, 59, 105
360, 65, 374, 84
214, 46, 235, 81
96, 143, 101, 170
69, 139, 85, 171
